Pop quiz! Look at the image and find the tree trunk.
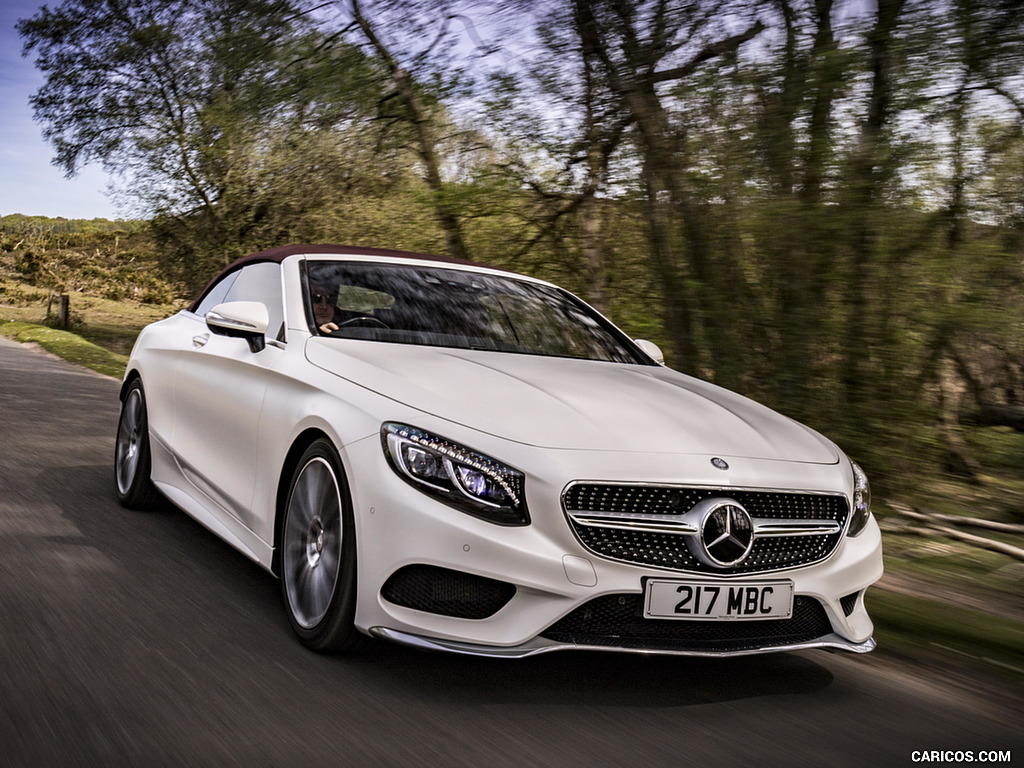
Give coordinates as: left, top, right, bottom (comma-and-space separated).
842, 0, 906, 409
801, 0, 838, 205
576, 1, 609, 312
939, 357, 982, 478
349, 0, 470, 262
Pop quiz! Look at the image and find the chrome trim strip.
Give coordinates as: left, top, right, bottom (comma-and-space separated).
561, 479, 849, 505
751, 519, 842, 537
565, 510, 839, 538
567, 510, 699, 535
370, 627, 876, 659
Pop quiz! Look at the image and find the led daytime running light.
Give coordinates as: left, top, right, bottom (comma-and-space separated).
382, 423, 528, 526
394, 429, 520, 507
849, 460, 871, 537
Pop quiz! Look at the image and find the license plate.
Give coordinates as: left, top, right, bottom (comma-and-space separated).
643, 579, 794, 621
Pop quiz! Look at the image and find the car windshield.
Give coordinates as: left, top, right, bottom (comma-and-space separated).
305, 261, 647, 364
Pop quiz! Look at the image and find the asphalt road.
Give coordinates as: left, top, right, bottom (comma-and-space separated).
0, 336, 1020, 768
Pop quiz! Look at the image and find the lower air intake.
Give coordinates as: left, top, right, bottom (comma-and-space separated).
840, 591, 860, 617
381, 565, 516, 620
540, 595, 833, 652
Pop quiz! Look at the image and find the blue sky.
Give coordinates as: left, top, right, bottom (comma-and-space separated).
1, 0, 120, 220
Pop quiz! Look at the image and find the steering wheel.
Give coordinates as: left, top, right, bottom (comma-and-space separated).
338, 315, 390, 329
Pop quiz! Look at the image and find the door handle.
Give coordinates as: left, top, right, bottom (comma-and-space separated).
192, 334, 209, 348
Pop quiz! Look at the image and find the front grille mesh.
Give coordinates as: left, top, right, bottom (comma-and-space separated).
563, 484, 849, 575
540, 595, 833, 652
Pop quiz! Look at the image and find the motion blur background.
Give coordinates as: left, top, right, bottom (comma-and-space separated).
1, 0, 1022, 691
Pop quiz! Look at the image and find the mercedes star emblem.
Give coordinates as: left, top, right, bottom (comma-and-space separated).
700, 501, 754, 567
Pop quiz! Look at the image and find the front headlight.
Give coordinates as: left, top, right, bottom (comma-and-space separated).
849, 460, 871, 537
382, 423, 529, 526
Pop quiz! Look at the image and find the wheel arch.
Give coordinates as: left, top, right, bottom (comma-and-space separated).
272, 428, 339, 578
119, 368, 142, 401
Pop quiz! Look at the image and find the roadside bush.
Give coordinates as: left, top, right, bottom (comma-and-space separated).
15, 251, 41, 282
2, 285, 48, 305
140, 283, 174, 304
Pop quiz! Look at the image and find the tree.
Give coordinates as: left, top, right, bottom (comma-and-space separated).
472, 0, 636, 310
338, 0, 484, 263
907, 0, 1024, 474
573, 0, 764, 376
19, 0, 382, 289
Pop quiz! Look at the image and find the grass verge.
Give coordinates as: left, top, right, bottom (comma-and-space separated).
0, 320, 128, 379
869, 588, 1024, 681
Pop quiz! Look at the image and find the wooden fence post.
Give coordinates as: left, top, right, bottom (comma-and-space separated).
56, 294, 69, 329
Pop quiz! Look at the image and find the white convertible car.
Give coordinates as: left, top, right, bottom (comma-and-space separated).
115, 244, 883, 657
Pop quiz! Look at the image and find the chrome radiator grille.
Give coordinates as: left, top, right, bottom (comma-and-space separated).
562, 483, 849, 575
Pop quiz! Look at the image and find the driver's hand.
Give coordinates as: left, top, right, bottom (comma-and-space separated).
319, 322, 339, 333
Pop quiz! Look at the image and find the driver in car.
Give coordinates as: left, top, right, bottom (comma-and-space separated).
310, 285, 339, 334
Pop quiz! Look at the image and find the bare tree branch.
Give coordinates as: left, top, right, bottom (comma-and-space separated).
650, 21, 765, 84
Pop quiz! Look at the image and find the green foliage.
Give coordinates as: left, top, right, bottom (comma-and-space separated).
16, 0, 1024, 486
19, 0, 388, 293
1, 214, 144, 237
1, 217, 174, 305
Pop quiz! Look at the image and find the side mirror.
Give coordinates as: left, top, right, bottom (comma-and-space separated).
634, 339, 665, 365
207, 301, 270, 353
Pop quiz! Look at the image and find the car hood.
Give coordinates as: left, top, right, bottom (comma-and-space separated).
306, 340, 839, 463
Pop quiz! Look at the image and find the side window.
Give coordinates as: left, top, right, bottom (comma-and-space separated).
193, 271, 239, 317
223, 262, 287, 343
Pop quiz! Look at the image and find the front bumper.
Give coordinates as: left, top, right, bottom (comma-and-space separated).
343, 434, 884, 658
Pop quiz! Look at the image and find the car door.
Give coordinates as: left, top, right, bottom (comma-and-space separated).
171, 261, 287, 534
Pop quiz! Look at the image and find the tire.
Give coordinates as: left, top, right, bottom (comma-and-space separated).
280, 439, 361, 652
114, 379, 162, 510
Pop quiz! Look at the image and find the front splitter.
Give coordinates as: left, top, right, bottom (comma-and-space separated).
369, 626, 876, 659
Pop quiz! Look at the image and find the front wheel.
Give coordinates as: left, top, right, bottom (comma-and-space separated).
280, 439, 361, 652
114, 379, 161, 510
